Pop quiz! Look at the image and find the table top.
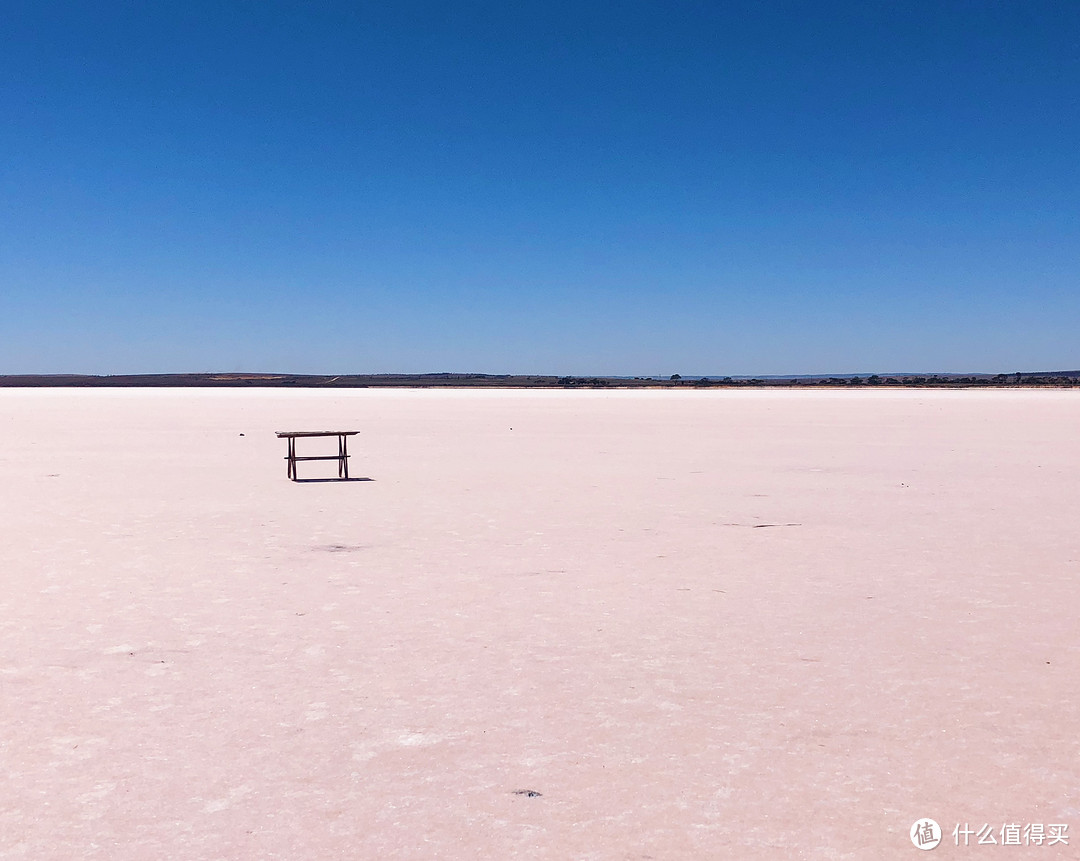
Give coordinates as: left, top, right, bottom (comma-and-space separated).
275, 431, 358, 438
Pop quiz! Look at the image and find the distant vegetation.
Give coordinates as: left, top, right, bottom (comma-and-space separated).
2, 371, 1079, 388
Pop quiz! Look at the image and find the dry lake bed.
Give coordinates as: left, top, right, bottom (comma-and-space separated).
2, 388, 1078, 859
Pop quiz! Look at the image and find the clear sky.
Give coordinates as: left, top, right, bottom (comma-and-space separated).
2, 1, 1078, 376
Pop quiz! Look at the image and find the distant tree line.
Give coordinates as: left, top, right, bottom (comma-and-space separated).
2, 372, 1078, 389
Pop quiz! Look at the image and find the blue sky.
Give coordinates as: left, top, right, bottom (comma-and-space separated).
2, 1, 1078, 376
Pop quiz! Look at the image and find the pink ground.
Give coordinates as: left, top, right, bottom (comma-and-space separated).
2, 388, 1078, 859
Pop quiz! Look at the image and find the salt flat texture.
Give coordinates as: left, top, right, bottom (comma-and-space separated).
2, 388, 1078, 860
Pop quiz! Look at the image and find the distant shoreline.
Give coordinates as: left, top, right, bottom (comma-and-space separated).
2, 372, 1079, 389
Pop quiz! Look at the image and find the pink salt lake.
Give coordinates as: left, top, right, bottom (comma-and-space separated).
2, 388, 1078, 859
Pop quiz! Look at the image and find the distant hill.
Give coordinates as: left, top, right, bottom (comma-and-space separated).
2, 371, 1078, 388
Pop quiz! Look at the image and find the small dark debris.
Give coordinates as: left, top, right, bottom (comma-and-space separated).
513, 790, 542, 798
314, 544, 365, 553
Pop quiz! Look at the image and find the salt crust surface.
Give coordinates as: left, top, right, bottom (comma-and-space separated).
2, 389, 1078, 859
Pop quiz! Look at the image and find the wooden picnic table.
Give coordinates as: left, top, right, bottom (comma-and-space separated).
275, 431, 357, 481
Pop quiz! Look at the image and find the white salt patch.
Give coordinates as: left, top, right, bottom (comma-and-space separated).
203, 784, 253, 813
103, 645, 136, 655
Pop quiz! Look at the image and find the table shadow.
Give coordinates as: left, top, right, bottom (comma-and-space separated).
291, 477, 374, 483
